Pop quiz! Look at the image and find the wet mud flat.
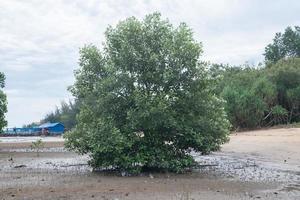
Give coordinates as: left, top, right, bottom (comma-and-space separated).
0, 129, 300, 200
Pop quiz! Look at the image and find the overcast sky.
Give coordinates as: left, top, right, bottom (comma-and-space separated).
1, 0, 300, 127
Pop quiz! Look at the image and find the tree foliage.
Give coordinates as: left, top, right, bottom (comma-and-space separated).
39, 100, 80, 130
24, 100, 80, 130
264, 26, 300, 64
0, 72, 7, 132
210, 27, 300, 130
65, 13, 230, 173
216, 67, 275, 128
267, 58, 300, 123
213, 58, 300, 129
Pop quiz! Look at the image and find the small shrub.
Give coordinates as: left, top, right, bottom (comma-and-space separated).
30, 139, 45, 157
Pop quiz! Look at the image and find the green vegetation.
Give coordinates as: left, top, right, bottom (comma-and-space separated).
212, 58, 300, 129
40, 100, 80, 131
264, 26, 300, 64
205, 27, 300, 130
30, 139, 45, 157
64, 13, 230, 173
0, 72, 7, 133
23, 100, 80, 130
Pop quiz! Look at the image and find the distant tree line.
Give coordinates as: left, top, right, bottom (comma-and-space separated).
41, 100, 80, 131
210, 58, 300, 129
219, 26, 300, 128
24, 100, 80, 131
264, 26, 300, 64
211, 26, 300, 129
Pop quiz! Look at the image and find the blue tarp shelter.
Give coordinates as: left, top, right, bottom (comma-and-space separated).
38, 122, 65, 135
3, 122, 65, 136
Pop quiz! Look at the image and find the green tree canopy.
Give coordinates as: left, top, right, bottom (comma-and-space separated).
264, 26, 300, 64
65, 13, 230, 173
212, 58, 300, 129
0, 72, 7, 132
267, 58, 300, 122
218, 67, 276, 129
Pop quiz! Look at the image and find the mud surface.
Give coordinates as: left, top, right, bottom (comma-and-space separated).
0, 136, 64, 143
0, 128, 300, 200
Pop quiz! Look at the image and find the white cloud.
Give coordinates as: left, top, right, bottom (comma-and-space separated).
0, 0, 300, 127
